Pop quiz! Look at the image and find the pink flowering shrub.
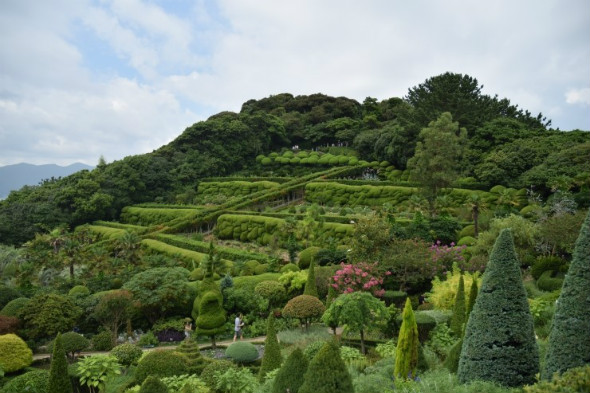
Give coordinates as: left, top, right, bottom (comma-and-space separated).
428, 241, 469, 276
332, 262, 390, 297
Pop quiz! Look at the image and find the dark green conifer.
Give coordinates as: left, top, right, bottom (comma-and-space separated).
259, 314, 282, 381
458, 229, 538, 387
450, 275, 466, 337
139, 375, 167, 393
544, 210, 590, 379
303, 258, 318, 298
48, 333, 73, 393
325, 282, 336, 308
272, 348, 308, 393
394, 298, 419, 379
298, 340, 353, 393
466, 277, 478, 319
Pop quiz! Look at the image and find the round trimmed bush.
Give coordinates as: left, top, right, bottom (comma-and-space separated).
68, 285, 90, 297
457, 236, 477, 247
282, 295, 326, 328
139, 375, 168, 393
261, 157, 272, 165
225, 341, 259, 363
200, 359, 236, 389
0, 369, 49, 393
111, 342, 143, 367
459, 225, 475, 238
255, 281, 287, 307
48, 331, 89, 358
135, 349, 189, 384
0, 333, 33, 373
0, 297, 30, 317
298, 247, 321, 269
91, 330, 114, 351
280, 263, 299, 273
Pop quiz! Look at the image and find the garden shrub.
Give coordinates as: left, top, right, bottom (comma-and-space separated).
48, 332, 89, 360
225, 341, 259, 363
0, 287, 19, 310
138, 331, 159, 347
450, 276, 466, 337
91, 330, 115, 351
0, 369, 49, 393
458, 225, 475, 238
525, 364, 590, 393
17, 293, 81, 341
111, 343, 143, 368
0, 316, 18, 335
282, 295, 325, 330
395, 298, 419, 380
68, 285, 90, 297
0, 297, 29, 317
426, 265, 480, 310
200, 359, 236, 390
280, 263, 299, 273
457, 236, 476, 246
303, 340, 326, 361
254, 281, 287, 308
382, 291, 407, 307
135, 350, 189, 384
176, 339, 206, 375
298, 247, 321, 269
120, 206, 195, 226
0, 334, 32, 373
48, 333, 72, 393
544, 210, 590, 379
531, 255, 567, 280
396, 311, 436, 343
272, 348, 308, 393
537, 270, 564, 292
458, 229, 538, 387
216, 367, 259, 393
299, 340, 354, 393
139, 375, 168, 393
160, 374, 209, 392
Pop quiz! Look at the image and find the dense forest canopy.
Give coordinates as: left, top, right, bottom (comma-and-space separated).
0, 72, 588, 246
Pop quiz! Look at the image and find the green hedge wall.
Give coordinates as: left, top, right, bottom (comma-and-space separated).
86, 225, 127, 240
92, 220, 150, 234
215, 214, 353, 245
121, 206, 198, 226
141, 239, 233, 271
304, 182, 496, 207
198, 181, 280, 197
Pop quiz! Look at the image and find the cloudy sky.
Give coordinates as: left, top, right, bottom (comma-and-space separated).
1, 0, 588, 167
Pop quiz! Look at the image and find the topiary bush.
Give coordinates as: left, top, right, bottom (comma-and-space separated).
91, 330, 114, 351
537, 270, 565, 292
280, 263, 299, 273
225, 341, 259, 363
298, 247, 321, 269
395, 298, 419, 380
382, 290, 407, 307
111, 343, 143, 368
68, 285, 90, 297
0, 334, 32, 373
47, 332, 89, 360
139, 375, 168, 393
0, 297, 30, 317
282, 295, 325, 331
272, 348, 308, 393
200, 359, 236, 390
531, 256, 567, 280
0, 369, 49, 393
135, 350, 189, 384
299, 340, 353, 393
255, 281, 287, 308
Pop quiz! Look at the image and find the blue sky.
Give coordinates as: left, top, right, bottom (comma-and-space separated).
0, 0, 589, 166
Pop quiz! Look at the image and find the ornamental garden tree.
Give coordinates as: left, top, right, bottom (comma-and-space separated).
298, 340, 354, 393
394, 298, 419, 380
449, 275, 466, 337
544, 210, 590, 379
303, 258, 319, 297
282, 295, 325, 332
195, 289, 226, 349
48, 333, 73, 393
272, 348, 308, 393
458, 228, 538, 387
259, 314, 282, 381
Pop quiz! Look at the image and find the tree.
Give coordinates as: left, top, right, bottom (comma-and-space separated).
17, 293, 81, 341
195, 289, 226, 349
395, 298, 419, 380
449, 275, 466, 337
282, 295, 325, 332
322, 291, 387, 354
407, 112, 467, 215
458, 229, 538, 387
303, 258, 319, 297
48, 333, 72, 393
272, 348, 308, 393
466, 277, 478, 319
259, 314, 282, 381
299, 340, 354, 393
544, 210, 590, 379
92, 290, 135, 347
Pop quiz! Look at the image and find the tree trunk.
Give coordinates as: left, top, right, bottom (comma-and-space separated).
211, 335, 217, 349
473, 206, 479, 238
360, 329, 366, 355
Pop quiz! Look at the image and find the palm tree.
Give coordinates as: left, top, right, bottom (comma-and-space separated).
468, 193, 487, 238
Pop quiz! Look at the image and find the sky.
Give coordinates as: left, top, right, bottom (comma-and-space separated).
0, 0, 589, 167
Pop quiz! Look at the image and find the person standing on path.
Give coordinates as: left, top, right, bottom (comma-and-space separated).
233, 313, 244, 341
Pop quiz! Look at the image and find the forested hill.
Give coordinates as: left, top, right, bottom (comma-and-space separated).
1, 72, 589, 245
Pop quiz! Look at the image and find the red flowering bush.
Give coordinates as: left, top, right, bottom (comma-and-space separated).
331, 262, 389, 297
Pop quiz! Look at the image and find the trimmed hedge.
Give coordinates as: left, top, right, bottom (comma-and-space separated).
198, 180, 280, 197
85, 225, 127, 240
141, 239, 233, 272
537, 270, 564, 292
225, 341, 259, 363
92, 220, 150, 233
135, 350, 189, 384
0, 297, 30, 317
0, 334, 33, 373
120, 206, 198, 226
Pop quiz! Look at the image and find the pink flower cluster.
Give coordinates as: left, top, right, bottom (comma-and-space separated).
429, 240, 467, 276
332, 262, 389, 297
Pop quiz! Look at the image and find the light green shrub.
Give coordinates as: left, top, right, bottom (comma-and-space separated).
0, 334, 32, 373
225, 342, 259, 363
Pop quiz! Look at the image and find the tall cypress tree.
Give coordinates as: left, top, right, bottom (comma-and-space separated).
272, 348, 308, 393
299, 340, 353, 393
466, 277, 478, 319
394, 298, 419, 379
450, 275, 466, 337
259, 314, 282, 381
544, 210, 590, 379
458, 229, 538, 387
303, 258, 318, 298
48, 333, 73, 393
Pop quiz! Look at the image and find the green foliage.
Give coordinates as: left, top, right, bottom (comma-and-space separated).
120, 206, 196, 226
278, 270, 308, 293
525, 364, 590, 393
303, 260, 319, 298
466, 278, 478, 319
48, 332, 90, 360
298, 247, 321, 269
75, 354, 121, 392
0, 297, 29, 317
395, 298, 419, 379
0, 287, 20, 310
49, 333, 73, 393
175, 339, 206, 375
299, 340, 354, 393
426, 265, 480, 310
254, 280, 287, 308
216, 367, 259, 393
276, 325, 332, 347
458, 229, 539, 387
139, 375, 168, 393
17, 293, 82, 340
160, 374, 209, 392
195, 287, 226, 343
450, 276, 466, 337
91, 330, 115, 351
536, 270, 564, 292
272, 348, 308, 393
544, 210, 590, 378
0, 334, 32, 373
0, 369, 49, 393
198, 180, 280, 198
137, 331, 159, 347
444, 338, 463, 373
427, 323, 456, 360
282, 295, 326, 330
225, 341, 259, 363
111, 343, 143, 368
259, 314, 282, 380
531, 256, 567, 281
199, 359, 236, 390
135, 350, 189, 384
68, 285, 90, 297
141, 239, 209, 267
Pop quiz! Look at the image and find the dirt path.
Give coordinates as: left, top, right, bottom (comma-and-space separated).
33, 335, 267, 361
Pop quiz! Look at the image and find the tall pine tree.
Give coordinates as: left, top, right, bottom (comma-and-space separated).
544, 210, 590, 379
48, 333, 73, 393
458, 229, 538, 387
394, 298, 419, 379
303, 258, 318, 298
450, 275, 466, 337
259, 314, 282, 381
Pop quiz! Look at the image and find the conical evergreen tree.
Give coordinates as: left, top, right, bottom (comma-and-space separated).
466, 277, 478, 319
259, 314, 282, 381
177, 338, 206, 374
394, 298, 419, 380
544, 210, 590, 379
48, 333, 73, 393
450, 275, 466, 337
272, 348, 308, 393
303, 258, 318, 298
325, 282, 337, 308
458, 229, 538, 387
298, 340, 354, 393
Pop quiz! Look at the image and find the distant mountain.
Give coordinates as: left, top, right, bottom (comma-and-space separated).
0, 163, 94, 199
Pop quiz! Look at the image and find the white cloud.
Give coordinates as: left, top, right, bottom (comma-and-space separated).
565, 88, 590, 105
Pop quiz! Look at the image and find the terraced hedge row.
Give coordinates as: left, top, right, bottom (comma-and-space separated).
200, 176, 291, 183
215, 214, 353, 245
304, 182, 497, 207
120, 206, 198, 226
86, 225, 127, 239
197, 181, 280, 197
153, 233, 270, 263
92, 221, 150, 234
140, 239, 233, 270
